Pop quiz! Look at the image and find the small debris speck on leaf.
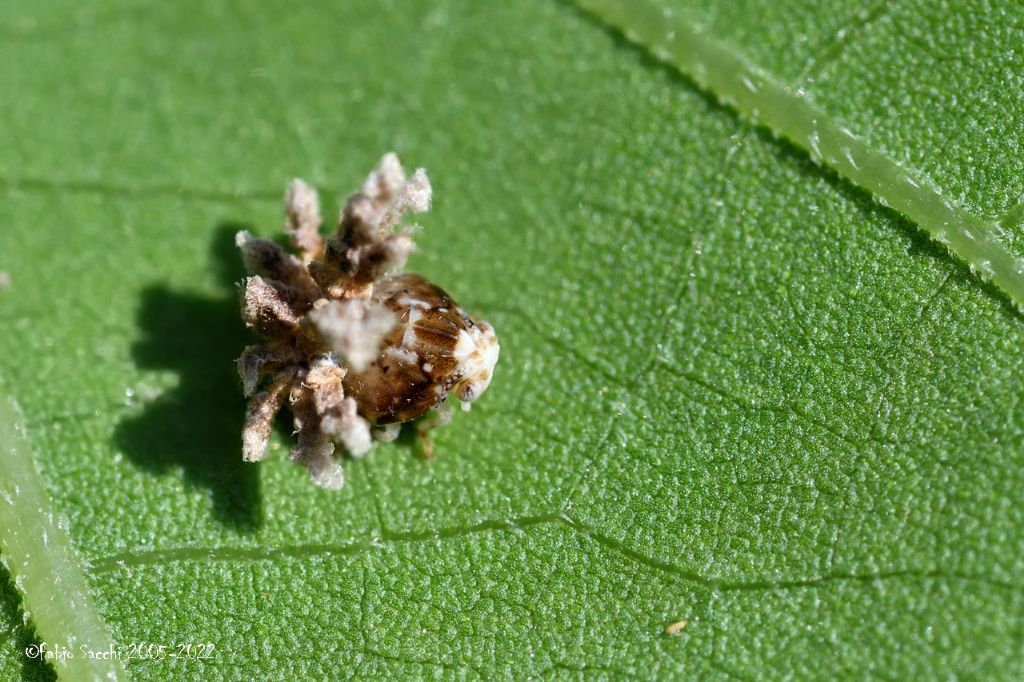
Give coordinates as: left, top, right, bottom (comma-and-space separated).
237, 153, 499, 489
664, 620, 688, 635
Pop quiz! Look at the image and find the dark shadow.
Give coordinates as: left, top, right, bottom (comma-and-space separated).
0, 562, 57, 681
115, 224, 263, 531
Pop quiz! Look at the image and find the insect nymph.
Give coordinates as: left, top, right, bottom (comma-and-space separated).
236, 154, 499, 488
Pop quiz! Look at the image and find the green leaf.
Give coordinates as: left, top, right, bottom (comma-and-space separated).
0, 396, 123, 681
1, 0, 1022, 679
579, 0, 1024, 308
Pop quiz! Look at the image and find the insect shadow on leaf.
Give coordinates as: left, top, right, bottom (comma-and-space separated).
0, 560, 56, 682
115, 223, 263, 532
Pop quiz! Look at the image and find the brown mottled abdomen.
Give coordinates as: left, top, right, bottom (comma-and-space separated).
343, 273, 476, 424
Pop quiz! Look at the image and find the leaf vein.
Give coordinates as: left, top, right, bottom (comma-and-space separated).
0, 172, 279, 206
89, 510, 1022, 596
570, 0, 1024, 311
0, 395, 127, 681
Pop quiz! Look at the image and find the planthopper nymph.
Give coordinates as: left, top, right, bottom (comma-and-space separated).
235, 153, 499, 489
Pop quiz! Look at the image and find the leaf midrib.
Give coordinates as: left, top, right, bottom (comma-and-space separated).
572, 0, 1024, 313
0, 395, 125, 682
